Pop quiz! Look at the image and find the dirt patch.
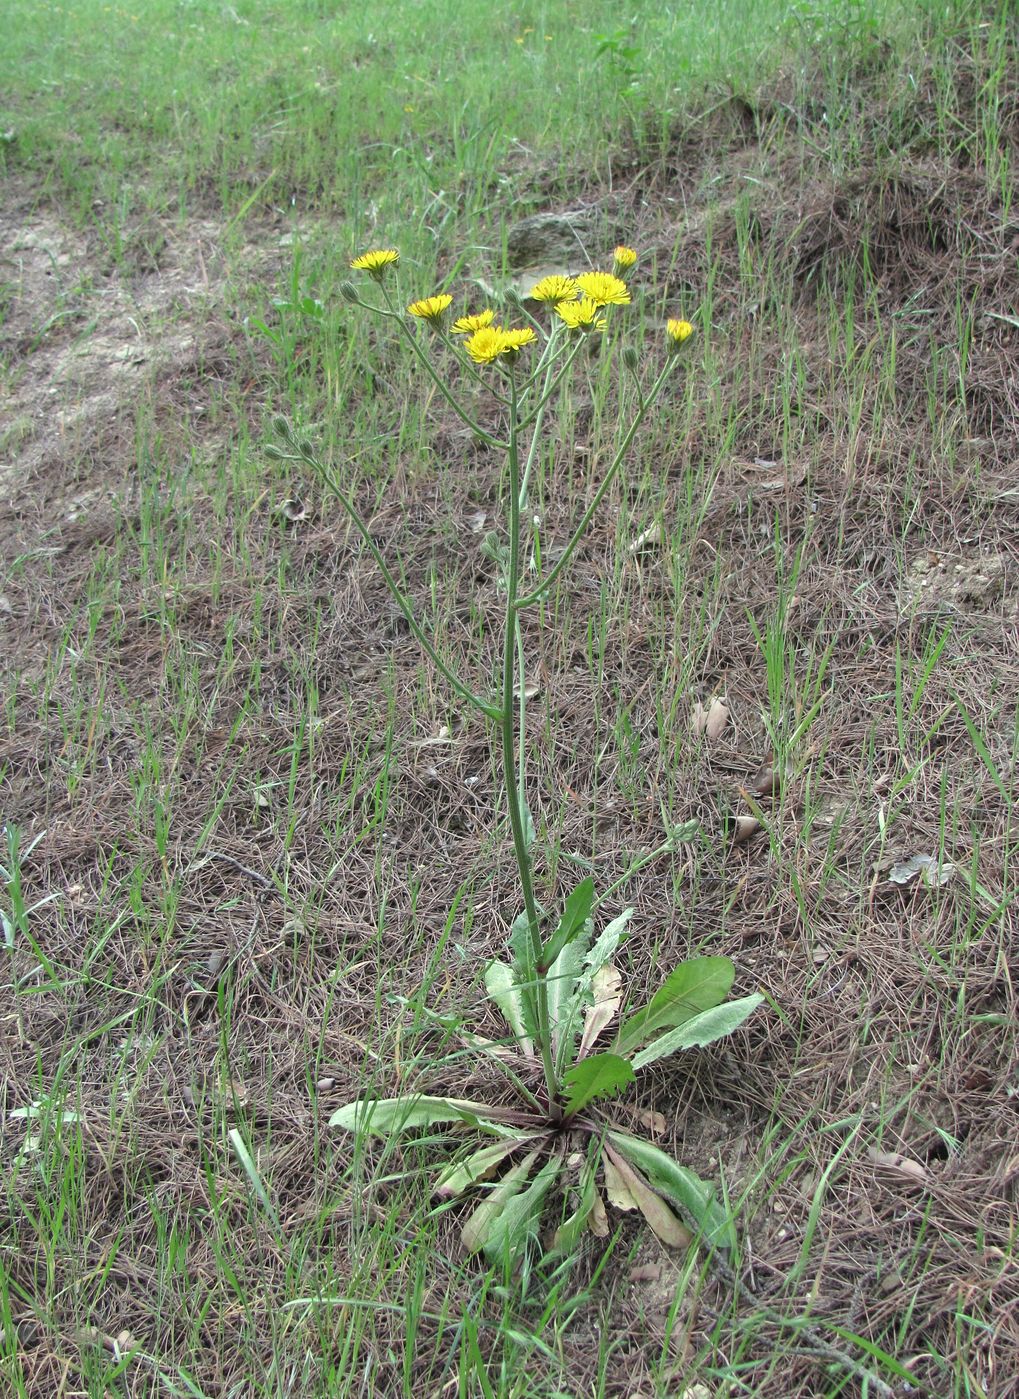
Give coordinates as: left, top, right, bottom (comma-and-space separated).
0, 181, 271, 528
902, 546, 1016, 616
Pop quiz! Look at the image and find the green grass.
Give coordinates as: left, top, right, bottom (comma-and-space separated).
2, 0, 950, 233
3, 0, 1018, 1395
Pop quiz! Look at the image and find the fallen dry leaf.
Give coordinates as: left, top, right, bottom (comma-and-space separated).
888, 854, 954, 888
705, 698, 729, 741
692, 696, 729, 740
274, 497, 306, 523
866, 1146, 927, 1184
629, 521, 664, 553
751, 762, 780, 796
730, 814, 762, 845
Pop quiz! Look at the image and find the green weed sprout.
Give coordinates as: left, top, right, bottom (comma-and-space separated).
268, 247, 761, 1265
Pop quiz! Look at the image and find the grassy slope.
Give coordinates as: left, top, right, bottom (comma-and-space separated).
2, 1, 1017, 1396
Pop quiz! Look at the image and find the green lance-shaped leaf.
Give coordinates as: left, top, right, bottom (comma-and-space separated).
484, 960, 537, 1059
433, 1132, 547, 1199
631, 994, 764, 1071
562, 1052, 635, 1118
584, 907, 633, 977
329, 1094, 522, 1136
607, 1130, 735, 1249
539, 877, 595, 971
614, 956, 735, 1056
550, 1158, 601, 1255
461, 1149, 541, 1255
476, 1155, 563, 1264
546, 935, 586, 1065
603, 1141, 692, 1249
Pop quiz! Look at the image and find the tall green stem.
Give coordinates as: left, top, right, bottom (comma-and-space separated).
504, 372, 559, 1107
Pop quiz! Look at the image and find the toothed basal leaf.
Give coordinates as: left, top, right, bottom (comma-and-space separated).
562, 1052, 635, 1117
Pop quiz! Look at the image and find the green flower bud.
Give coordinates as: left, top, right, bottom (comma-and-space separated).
264, 444, 287, 460
621, 345, 639, 372
271, 414, 292, 439
298, 439, 316, 460
339, 280, 360, 304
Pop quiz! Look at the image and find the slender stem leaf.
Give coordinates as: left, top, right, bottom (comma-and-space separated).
539, 877, 595, 970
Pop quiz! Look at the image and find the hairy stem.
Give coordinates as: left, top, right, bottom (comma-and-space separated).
504, 372, 560, 1109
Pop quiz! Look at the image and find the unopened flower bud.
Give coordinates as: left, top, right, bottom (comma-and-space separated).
298, 439, 316, 459
621, 345, 639, 372
271, 414, 292, 439
339, 280, 360, 304
264, 444, 287, 460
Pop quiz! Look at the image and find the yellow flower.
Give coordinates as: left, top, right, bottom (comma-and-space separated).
574, 271, 630, 306
408, 293, 453, 325
555, 297, 607, 333
451, 309, 495, 334
613, 245, 638, 273
499, 326, 537, 356
465, 326, 508, 364
666, 318, 694, 349
529, 275, 579, 306
350, 248, 400, 280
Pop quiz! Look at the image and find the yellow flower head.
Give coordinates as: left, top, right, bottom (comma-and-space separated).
555, 297, 607, 333
408, 293, 453, 325
451, 309, 495, 334
499, 326, 537, 357
666, 318, 694, 350
465, 326, 508, 364
350, 248, 400, 280
575, 271, 631, 306
529, 275, 579, 306
612, 245, 638, 273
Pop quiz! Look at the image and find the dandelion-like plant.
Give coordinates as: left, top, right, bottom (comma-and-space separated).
267, 247, 762, 1267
